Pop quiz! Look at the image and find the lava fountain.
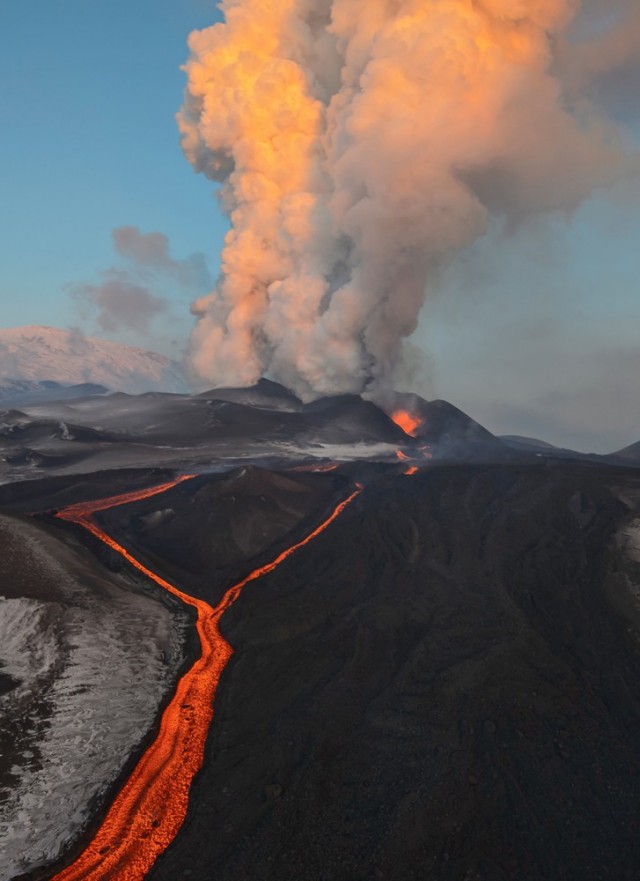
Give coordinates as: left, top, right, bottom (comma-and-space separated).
49, 476, 362, 880
391, 410, 422, 438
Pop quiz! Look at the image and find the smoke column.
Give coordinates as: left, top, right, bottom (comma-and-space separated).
179, 0, 634, 399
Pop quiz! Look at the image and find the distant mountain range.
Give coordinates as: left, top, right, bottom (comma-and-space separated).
0, 326, 188, 396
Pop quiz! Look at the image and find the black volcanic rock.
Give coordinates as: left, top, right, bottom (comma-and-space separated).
501, 435, 596, 462
421, 398, 497, 443
387, 393, 511, 459
146, 462, 640, 881
0, 383, 524, 484
196, 379, 302, 411
19, 390, 406, 452
0, 467, 177, 513
501, 434, 558, 452
301, 395, 407, 444
99, 467, 340, 594
0, 380, 109, 406
612, 440, 640, 463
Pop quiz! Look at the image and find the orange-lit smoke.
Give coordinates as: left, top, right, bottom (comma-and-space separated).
180, 1, 637, 399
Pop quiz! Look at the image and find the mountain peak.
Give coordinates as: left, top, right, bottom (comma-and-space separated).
0, 325, 189, 395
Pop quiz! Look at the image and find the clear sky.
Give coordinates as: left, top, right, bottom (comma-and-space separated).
0, 0, 225, 354
1, 1, 639, 453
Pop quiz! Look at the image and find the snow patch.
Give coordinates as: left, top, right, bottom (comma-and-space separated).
0, 517, 184, 879
617, 520, 640, 565
0, 325, 189, 395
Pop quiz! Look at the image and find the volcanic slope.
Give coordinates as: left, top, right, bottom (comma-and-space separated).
1, 389, 414, 482
98, 467, 343, 597
120, 461, 640, 881
612, 439, 640, 464
0, 511, 184, 880
388, 394, 514, 459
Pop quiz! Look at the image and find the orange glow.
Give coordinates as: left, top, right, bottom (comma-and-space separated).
404, 466, 418, 476
390, 410, 422, 437
51, 478, 361, 880
395, 449, 410, 462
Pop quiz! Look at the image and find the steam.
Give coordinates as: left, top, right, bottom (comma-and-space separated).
180, 0, 637, 399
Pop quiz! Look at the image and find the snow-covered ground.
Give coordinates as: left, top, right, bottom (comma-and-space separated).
0, 515, 185, 879
618, 520, 640, 564
0, 325, 188, 395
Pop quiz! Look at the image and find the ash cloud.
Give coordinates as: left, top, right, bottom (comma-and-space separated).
560, 0, 640, 119
179, 0, 639, 400
113, 226, 211, 292
70, 226, 211, 342
72, 270, 169, 334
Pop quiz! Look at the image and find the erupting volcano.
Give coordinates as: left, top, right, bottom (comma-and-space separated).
2, 2, 640, 880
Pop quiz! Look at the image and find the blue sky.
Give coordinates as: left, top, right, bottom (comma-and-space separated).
1, 2, 639, 452
0, 0, 225, 351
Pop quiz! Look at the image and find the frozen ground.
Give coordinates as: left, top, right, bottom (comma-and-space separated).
0, 515, 185, 879
618, 519, 640, 564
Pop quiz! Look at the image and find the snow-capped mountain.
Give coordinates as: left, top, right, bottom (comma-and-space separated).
0, 326, 189, 395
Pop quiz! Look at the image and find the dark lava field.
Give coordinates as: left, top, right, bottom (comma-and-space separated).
2, 384, 640, 881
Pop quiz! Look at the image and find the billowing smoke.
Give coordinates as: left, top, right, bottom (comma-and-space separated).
179, 0, 637, 399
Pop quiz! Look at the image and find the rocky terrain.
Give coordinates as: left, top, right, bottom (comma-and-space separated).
1, 386, 640, 881
100, 461, 640, 881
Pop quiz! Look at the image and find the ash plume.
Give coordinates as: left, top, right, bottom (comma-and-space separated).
179, 0, 638, 399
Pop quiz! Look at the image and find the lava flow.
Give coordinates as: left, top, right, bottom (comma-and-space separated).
50, 476, 361, 881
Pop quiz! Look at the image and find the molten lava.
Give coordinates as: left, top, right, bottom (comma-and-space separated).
391, 409, 422, 437
396, 450, 410, 462
404, 466, 419, 476
50, 476, 361, 881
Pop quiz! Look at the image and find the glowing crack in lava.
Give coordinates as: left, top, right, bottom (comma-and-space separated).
50, 476, 362, 880
390, 410, 422, 438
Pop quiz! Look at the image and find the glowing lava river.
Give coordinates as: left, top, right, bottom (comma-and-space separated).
48, 475, 362, 881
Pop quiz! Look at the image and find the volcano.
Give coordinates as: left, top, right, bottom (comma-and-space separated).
1, 384, 640, 881
0, 385, 494, 487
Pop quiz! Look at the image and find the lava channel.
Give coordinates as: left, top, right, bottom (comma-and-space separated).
49, 476, 361, 881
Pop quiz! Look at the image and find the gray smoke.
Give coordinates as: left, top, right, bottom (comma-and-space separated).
179, 0, 639, 399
